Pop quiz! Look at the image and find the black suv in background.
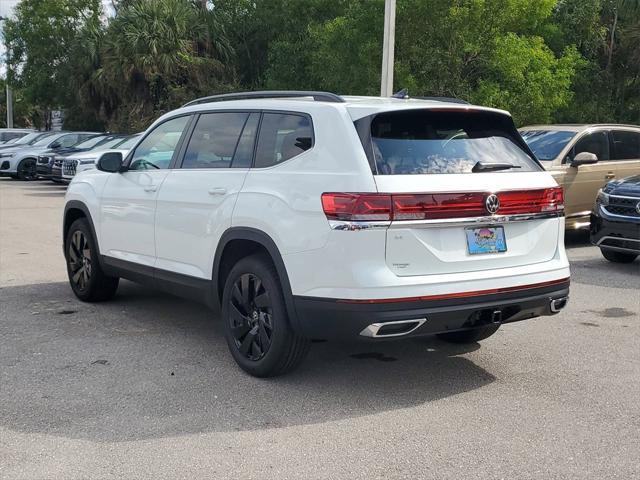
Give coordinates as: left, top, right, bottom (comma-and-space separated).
591, 175, 640, 263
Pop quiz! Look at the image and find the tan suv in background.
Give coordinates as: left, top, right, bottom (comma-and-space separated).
520, 124, 640, 229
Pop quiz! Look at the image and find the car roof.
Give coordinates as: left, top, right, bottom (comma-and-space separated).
167, 95, 512, 125
521, 124, 640, 132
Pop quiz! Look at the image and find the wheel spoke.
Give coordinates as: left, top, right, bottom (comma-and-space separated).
258, 319, 271, 348
241, 274, 251, 308
230, 304, 251, 335
72, 232, 81, 253
253, 291, 270, 309
250, 339, 262, 358
68, 245, 79, 263
232, 283, 243, 306
72, 267, 83, 284
253, 277, 262, 296
239, 326, 258, 356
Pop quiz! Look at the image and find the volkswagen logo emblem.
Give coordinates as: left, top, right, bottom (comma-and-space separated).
485, 194, 500, 214
636, 201, 640, 215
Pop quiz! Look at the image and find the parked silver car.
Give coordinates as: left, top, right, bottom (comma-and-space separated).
0, 132, 100, 180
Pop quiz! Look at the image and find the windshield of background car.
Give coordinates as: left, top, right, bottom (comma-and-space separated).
520, 130, 576, 161
73, 135, 110, 149
113, 134, 142, 149
89, 136, 127, 150
15, 132, 51, 145
364, 110, 539, 174
33, 134, 64, 147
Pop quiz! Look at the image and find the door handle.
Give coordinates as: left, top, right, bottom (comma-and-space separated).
208, 187, 227, 195
605, 172, 615, 180
144, 185, 158, 192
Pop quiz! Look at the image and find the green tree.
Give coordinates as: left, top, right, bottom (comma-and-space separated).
92, 0, 235, 130
3, 0, 103, 128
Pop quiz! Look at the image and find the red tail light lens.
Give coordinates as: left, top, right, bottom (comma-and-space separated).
321, 187, 564, 221
321, 193, 392, 221
498, 187, 564, 214
393, 193, 487, 220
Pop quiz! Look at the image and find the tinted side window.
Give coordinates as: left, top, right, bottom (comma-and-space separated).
571, 131, 610, 162
130, 116, 189, 170
182, 112, 248, 169
611, 130, 640, 160
254, 113, 313, 168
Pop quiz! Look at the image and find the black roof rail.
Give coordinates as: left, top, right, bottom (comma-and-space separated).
413, 96, 470, 105
182, 90, 345, 108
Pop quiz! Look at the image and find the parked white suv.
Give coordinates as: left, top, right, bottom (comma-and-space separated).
63, 91, 570, 377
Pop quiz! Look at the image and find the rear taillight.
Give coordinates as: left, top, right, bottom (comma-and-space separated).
393, 193, 487, 220
498, 187, 564, 214
321, 193, 392, 221
321, 187, 564, 222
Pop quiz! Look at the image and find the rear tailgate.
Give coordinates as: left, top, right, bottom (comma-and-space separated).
355, 107, 563, 277
375, 172, 561, 276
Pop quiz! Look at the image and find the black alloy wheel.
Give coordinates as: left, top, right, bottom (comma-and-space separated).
229, 273, 274, 361
222, 253, 310, 377
17, 159, 37, 180
68, 230, 92, 292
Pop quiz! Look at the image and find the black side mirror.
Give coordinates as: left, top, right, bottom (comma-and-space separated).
50, 141, 61, 149
97, 151, 124, 173
571, 151, 598, 167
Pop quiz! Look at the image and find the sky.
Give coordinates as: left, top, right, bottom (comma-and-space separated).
0, 0, 19, 18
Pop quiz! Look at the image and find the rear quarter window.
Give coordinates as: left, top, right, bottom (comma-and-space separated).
357, 110, 540, 175
611, 130, 640, 160
254, 113, 313, 168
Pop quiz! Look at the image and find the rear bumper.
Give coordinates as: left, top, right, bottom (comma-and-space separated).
293, 278, 570, 340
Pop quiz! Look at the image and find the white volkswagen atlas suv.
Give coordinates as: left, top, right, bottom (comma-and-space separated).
63, 91, 570, 377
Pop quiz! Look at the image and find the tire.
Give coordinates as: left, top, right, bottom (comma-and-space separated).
222, 253, 310, 377
65, 218, 119, 302
601, 249, 637, 263
437, 324, 500, 344
16, 158, 37, 181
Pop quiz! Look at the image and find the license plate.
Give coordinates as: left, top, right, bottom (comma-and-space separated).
465, 226, 507, 255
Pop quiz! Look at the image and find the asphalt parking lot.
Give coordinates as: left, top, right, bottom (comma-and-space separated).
0, 177, 639, 479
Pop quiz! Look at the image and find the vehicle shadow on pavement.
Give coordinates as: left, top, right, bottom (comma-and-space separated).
0, 281, 495, 442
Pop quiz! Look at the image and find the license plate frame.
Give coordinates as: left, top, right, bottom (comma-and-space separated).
465, 226, 507, 255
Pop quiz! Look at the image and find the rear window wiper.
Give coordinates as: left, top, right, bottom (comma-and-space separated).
472, 161, 522, 173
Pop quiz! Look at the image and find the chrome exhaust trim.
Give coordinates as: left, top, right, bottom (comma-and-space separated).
550, 296, 569, 313
359, 318, 426, 338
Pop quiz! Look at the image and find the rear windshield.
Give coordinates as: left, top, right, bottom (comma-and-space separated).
520, 130, 576, 161
358, 110, 539, 175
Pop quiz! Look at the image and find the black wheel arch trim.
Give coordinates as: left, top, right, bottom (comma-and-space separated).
212, 227, 301, 333
60, 212, 301, 334
63, 201, 102, 260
